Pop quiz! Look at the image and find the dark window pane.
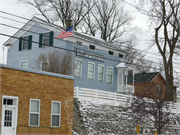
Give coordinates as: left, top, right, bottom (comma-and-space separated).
7, 99, 13, 105
89, 45, 95, 50
30, 114, 38, 126
52, 115, 59, 126
4, 121, 7, 126
119, 53, 123, 58
3, 99, 13, 105
108, 51, 114, 55
3, 99, 6, 105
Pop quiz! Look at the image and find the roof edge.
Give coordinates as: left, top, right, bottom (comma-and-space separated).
0, 64, 74, 80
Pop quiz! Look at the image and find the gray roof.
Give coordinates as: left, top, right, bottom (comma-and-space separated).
3, 16, 127, 53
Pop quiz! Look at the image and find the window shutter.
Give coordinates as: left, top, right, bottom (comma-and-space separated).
39, 33, 43, 48
28, 35, 32, 50
19, 37, 22, 51
49, 31, 54, 46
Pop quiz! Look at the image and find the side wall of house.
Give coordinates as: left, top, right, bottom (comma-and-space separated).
134, 74, 166, 98
0, 66, 74, 134
7, 23, 68, 70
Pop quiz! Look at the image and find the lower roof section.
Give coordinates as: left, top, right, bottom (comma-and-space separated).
0, 64, 74, 80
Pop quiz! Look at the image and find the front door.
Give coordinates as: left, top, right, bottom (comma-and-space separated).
1, 107, 16, 135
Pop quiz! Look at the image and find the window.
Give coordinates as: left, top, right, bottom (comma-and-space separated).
20, 61, 28, 68
107, 67, 113, 84
119, 53, 123, 58
19, 35, 32, 51
29, 99, 40, 126
51, 101, 61, 127
98, 65, 104, 82
89, 45, 95, 50
41, 62, 48, 71
39, 31, 54, 48
74, 59, 82, 77
76, 41, 82, 47
156, 85, 161, 95
88, 62, 95, 80
3, 99, 13, 105
4, 110, 12, 127
108, 51, 114, 55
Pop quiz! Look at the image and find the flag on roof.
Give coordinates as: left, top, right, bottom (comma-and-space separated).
55, 26, 73, 38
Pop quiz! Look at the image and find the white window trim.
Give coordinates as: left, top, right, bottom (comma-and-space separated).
107, 50, 114, 56
20, 60, 28, 68
51, 101, 61, 127
74, 58, 82, 78
98, 64, 104, 82
89, 45, 96, 51
106, 66, 113, 84
87, 61, 95, 80
29, 99, 40, 126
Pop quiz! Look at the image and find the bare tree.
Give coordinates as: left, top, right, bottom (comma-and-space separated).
85, 0, 133, 42
131, 81, 180, 134
35, 50, 72, 75
135, 0, 180, 101
19, 0, 96, 30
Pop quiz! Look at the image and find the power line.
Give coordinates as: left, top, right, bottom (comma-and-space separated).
0, 32, 179, 74
1, 16, 180, 65
1, 19, 180, 68
1, 21, 180, 68
0, 10, 178, 61
1, 11, 180, 72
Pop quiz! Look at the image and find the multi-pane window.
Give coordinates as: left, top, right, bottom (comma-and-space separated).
107, 67, 113, 84
74, 59, 82, 77
4, 110, 12, 127
51, 101, 61, 127
89, 45, 95, 50
29, 99, 40, 126
3, 99, 13, 105
76, 41, 82, 47
22, 36, 29, 50
98, 65, 104, 82
88, 62, 95, 80
20, 61, 28, 68
108, 51, 114, 55
42, 33, 49, 47
119, 53, 123, 58
39, 31, 54, 48
19, 35, 32, 51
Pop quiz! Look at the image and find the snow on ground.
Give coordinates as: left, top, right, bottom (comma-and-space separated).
75, 98, 180, 135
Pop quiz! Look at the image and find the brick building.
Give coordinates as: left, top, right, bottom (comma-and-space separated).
128, 72, 167, 99
0, 64, 74, 135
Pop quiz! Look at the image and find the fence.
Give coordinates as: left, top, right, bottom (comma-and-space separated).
74, 86, 180, 113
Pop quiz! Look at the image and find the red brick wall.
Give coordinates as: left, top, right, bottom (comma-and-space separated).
134, 74, 166, 99
0, 67, 74, 134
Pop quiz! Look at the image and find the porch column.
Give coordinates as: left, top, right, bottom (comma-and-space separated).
133, 70, 134, 93
126, 69, 128, 92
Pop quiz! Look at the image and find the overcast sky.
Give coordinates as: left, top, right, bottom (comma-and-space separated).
0, 0, 152, 64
